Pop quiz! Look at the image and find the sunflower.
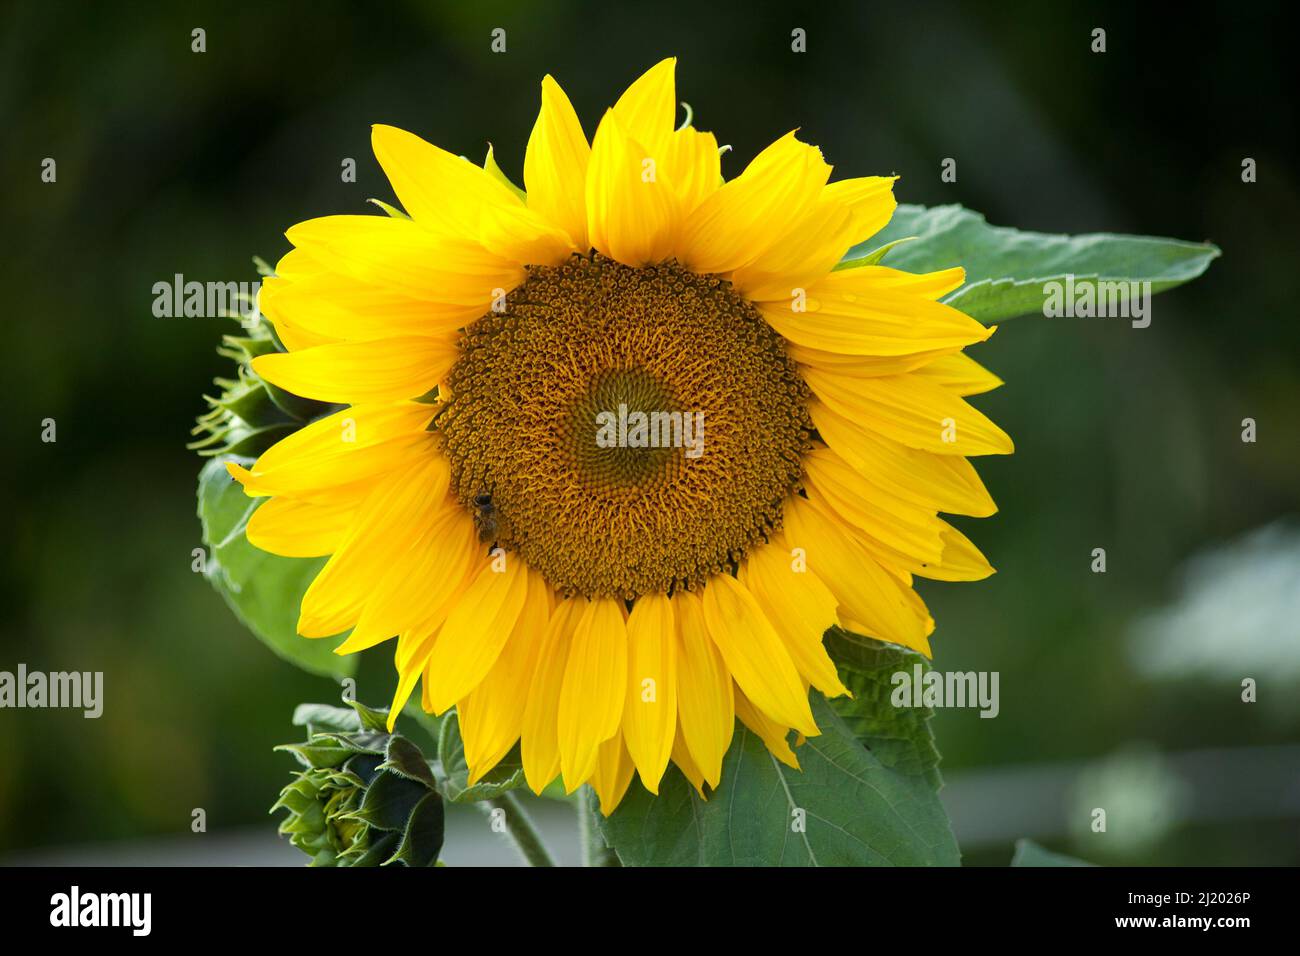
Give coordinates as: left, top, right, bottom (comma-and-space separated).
229, 58, 1012, 814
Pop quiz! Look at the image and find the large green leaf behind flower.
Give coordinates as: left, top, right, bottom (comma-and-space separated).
196, 455, 353, 678
600, 691, 958, 866
602, 631, 956, 867
844, 203, 1219, 323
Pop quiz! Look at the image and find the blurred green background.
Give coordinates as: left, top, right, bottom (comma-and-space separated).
1, 0, 1297, 865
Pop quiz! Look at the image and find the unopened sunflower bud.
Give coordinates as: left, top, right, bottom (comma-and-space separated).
272, 700, 444, 867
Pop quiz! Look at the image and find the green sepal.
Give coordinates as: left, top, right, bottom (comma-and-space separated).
835, 235, 918, 270
379, 735, 439, 788
341, 831, 400, 867
292, 703, 363, 735
346, 698, 393, 733
344, 766, 431, 831
483, 144, 526, 201
274, 740, 354, 770
311, 730, 390, 757
384, 792, 446, 867
367, 198, 410, 220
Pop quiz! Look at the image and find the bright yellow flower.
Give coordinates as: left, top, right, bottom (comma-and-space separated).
230, 58, 1012, 813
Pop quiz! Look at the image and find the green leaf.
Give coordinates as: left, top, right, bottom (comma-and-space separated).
1011, 839, 1095, 867
599, 694, 959, 866
196, 456, 354, 678
437, 710, 526, 803
825, 629, 943, 789
844, 204, 1219, 323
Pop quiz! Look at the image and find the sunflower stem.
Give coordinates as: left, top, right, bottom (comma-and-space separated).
577, 787, 621, 867
487, 792, 555, 868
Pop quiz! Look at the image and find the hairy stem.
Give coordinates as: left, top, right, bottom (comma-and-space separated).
487, 791, 556, 868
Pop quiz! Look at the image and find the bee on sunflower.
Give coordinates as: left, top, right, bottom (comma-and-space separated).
227, 57, 1010, 814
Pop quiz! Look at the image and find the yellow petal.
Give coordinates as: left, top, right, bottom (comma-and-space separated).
622, 593, 677, 794
270, 246, 326, 281
229, 403, 435, 499
824, 175, 898, 248
803, 366, 1014, 456
591, 734, 637, 816
388, 625, 440, 727
809, 400, 998, 517
259, 268, 478, 347
783, 495, 933, 655
585, 109, 681, 266
251, 335, 457, 405
804, 445, 945, 566
678, 131, 830, 275
458, 567, 553, 779
521, 597, 583, 794
912, 351, 1005, 396
524, 75, 591, 250
730, 176, 895, 300
670, 722, 709, 798
227, 444, 423, 505
701, 574, 818, 736
478, 201, 577, 266
371, 124, 522, 235
729, 198, 855, 300
611, 57, 677, 158
803, 482, 938, 577
422, 554, 531, 713
245, 495, 358, 558
558, 597, 628, 791
256, 268, 333, 351
789, 341, 960, 378
758, 269, 992, 356
296, 456, 450, 638
333, 504, 479, 655
664, 126, 721, 214
285, 214, 524, 307
738, 535, 848, 698
834, 263, 966, 298
734, 685, 800, 769
916, 523, 996, 582
673, 589, 733, 787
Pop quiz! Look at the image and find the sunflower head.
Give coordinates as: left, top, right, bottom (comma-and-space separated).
230, 58, 1010, 814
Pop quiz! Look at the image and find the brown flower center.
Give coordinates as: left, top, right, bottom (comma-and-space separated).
437, 254, 810, 599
